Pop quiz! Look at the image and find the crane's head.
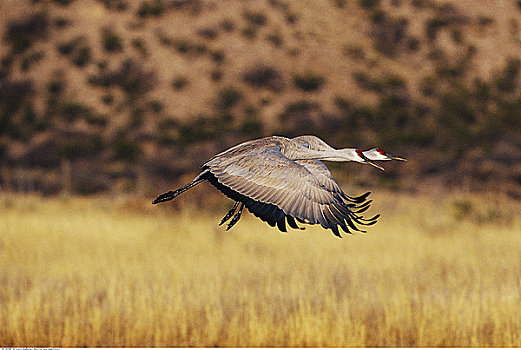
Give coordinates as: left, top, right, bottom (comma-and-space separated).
355, 149, 385, 171
364, 148, 407, 162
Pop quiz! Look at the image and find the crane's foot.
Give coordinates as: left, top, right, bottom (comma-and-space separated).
227, 203, 245, 231
219, 201, 240, 226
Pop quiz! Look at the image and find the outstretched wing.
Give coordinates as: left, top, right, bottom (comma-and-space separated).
203, 144, 377, 237
294, 159, 372, 206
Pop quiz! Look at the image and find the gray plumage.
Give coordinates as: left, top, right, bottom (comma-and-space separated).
153, 135, 406, 237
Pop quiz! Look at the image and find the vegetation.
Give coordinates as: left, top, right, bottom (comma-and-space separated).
1, 0, 521, 196
292, 72, 325, 92
1, 193, 520, 346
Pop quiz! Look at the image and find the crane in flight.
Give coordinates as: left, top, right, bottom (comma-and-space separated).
153, 135, 406, 237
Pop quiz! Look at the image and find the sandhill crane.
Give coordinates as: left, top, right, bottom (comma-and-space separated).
153, 135, 406, 237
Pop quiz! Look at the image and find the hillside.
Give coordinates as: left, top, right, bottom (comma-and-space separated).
1, 0, 521, 196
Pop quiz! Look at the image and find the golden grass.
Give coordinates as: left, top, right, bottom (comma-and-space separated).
1, 191, 521, 346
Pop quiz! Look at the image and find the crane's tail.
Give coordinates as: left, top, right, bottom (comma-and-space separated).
152, 171, 208, 204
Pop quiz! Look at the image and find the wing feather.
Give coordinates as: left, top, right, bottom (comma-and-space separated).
204, 141, 377, 236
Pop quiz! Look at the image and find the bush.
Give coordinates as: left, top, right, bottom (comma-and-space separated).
102, 28, 124, 53
293, 72, 325, 92
4, 12, 49, 53
131, 37, 148, 57
47, 76, 66, 96
96, 0, 129, 10
59, 101, 93, 122
220, 18, 235, 32
242, 65, 284, 91
285, 12, 298, 24
359, 0, 379, 9
343, 43, 365, 60
243, 10, 267, 26
210, 49, 225, 63
278, 100, 322, 136
148, 100, 164, 113
197, 27, 218, 40
53, 17, 72, 29
241, 25, 257, 39
88, 59, 157, 97
101, 94, 115, 105
20, 51, 44, 71
136, 0, 165, 18
266, 32, 283, 47
495, 57, 520, 93
72, 45, 91, 67
215, 86, 242, 110
112, 135, 142, 162
171, 75, 188, 90
210, 69, 223, 82
370, 16, 409, 57
52, 0, 75, 5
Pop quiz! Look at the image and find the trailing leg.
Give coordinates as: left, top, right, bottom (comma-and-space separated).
227, 203, 245, 230
152, 170, 208, 204
219, 201, 240, 226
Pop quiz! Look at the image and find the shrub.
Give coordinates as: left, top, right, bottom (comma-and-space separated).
478, 16, 494, 27
131, 37, 148, 57
278, 100, 322, 136
88, 59, 157, 97
220, 18, 235, 32
334, 0, 346, 8
148, 100, 164, 113
240, 117, 263, 136
243, 10, 267, 26
57, 40, 76, 55
495, 57, 520, 93
4, 12, 49, 53
136, 0, 165, 18
210, 49, 225, 63
52, 0, 75, 5
210, 69, 223, 82
47, 76, 66, 96
197, 27, 218, 40
411, 0, 435, 9
53, 17, 72, 28
173, 39, 207, 55
407, 37, 420, 51
241, 25, 257, 39
96, 0, 129, 10
59, 101, 92, 122
370, 16, 409, 57
102, 28, 124, 53
343, 43, 365, 60
242, 65, 284, 91
293, 72, 325, 92
171, 75, 188, 90
20, 51, 44, 71
101, 94, 115, 105
285, 12, 298, 24
359, 0, 379, 9
266, 32, 283, 47
111, 134, 141, 162
215, 86, 242, 110
72, 45, 91, 67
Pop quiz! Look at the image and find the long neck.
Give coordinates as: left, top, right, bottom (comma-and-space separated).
283, 145, 358, 162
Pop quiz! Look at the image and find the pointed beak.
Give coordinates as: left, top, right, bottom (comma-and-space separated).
367, 159, 385, 171
389, 154, 407, 161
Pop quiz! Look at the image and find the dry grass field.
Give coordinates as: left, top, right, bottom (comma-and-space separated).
1, 191, 521, 347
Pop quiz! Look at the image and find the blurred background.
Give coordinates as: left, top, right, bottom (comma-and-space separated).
1, 0, 520, 198
2, 1, 521, 347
